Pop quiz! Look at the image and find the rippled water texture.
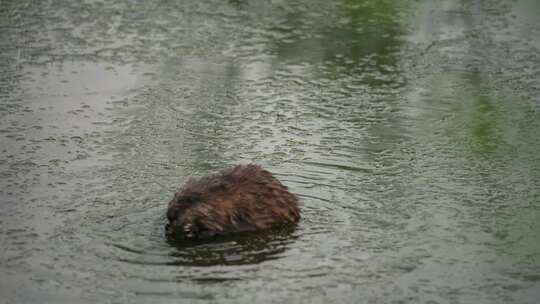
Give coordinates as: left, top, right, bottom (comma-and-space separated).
1, 0, 540, 303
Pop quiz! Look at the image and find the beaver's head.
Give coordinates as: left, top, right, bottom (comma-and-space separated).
165, 193, 203, 238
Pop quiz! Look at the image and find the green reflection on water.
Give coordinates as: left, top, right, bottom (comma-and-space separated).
262, 0, 408, 81
336, 0, 405, 56
451, 72, 507, 157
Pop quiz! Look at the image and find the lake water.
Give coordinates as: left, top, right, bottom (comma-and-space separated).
1, 0, 539, 303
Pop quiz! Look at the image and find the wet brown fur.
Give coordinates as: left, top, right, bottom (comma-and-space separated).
166, 164, 300, 239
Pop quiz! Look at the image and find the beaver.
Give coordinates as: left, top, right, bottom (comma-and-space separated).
165, 164, 300, 239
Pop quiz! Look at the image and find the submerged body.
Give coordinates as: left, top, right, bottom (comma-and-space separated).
166, 164, 300, 239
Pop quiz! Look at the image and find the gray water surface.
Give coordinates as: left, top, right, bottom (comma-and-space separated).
1, 0, 540, 303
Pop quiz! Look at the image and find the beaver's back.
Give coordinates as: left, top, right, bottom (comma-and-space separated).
166, 164, 300, 239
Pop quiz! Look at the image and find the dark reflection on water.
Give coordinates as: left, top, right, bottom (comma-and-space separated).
166, 227, 298, 267
1, 0, 540, 303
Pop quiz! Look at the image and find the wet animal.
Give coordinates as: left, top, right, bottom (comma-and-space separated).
165, 164, 300, 239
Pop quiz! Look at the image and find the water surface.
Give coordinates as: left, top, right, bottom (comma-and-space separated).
1, 0, 539, 303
